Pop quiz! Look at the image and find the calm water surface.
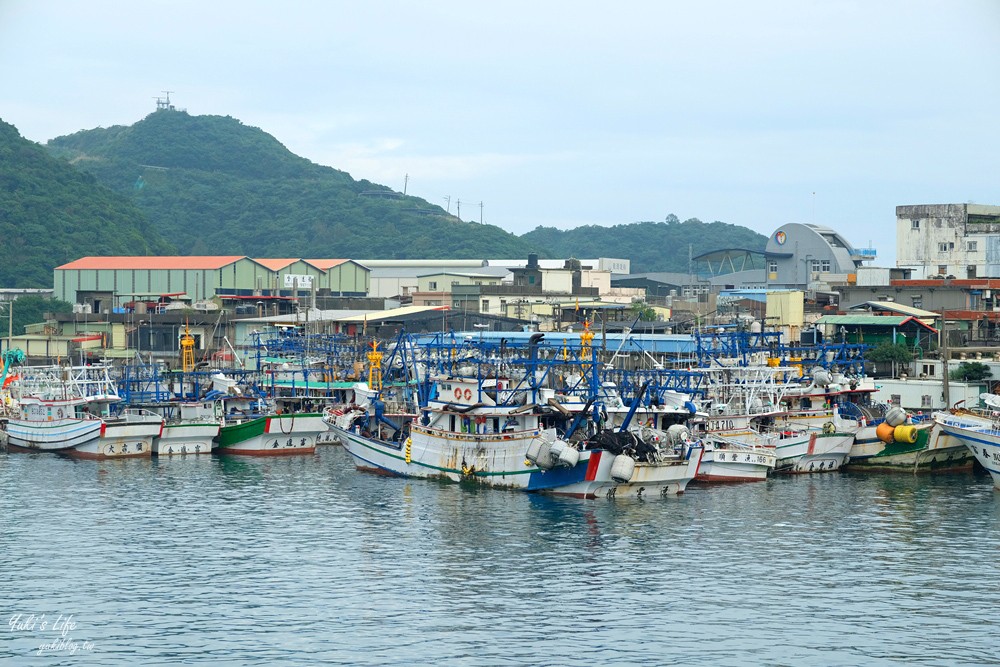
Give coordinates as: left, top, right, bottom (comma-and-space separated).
1, 446, 999, 666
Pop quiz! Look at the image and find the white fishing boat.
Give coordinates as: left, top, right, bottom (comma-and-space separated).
153, 401, 222, 456
932, 394, 1000, 487
333, 374, 703, 498
6, 395, 104, 453
71, 408, 164, 459
696, 432, 777, 482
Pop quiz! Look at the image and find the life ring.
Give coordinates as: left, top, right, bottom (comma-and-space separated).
454, 388, 462, 401
463, 388, 472, 401
822, 422, 835, 434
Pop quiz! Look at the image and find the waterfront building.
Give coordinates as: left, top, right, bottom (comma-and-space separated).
895, 203, 1000, 280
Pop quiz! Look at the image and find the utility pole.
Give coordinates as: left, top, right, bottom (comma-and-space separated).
456, 199, 461, 220
479, 201, 484, 224
4, 299, 11, 353
444, 195, 451, 214
941, 310, 950, 407
403, 173, 409, 195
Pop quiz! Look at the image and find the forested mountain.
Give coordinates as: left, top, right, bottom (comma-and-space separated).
521, 216, 768, 274
0, 119, 172, 287
45, 110, 537, 259
0, 109, 771, 287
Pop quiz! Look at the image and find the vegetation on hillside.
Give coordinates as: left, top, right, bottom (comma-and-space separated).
520, 215, 768, 274
0, 109, 773, 287
46, 110, 539, 259
0, 119, 173, 287
4, 295, 74, 336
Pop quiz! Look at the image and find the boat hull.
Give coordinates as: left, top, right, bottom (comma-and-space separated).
696, 447, 776, 483
846, 422, 973, 472
67, 417, 163, 459
935, 413, 1000, 488
335, 423, 702, 498
216, 413, 326, 455
6, 417, 103, 452
153, 422, 220, 456
774, 431, 854, 473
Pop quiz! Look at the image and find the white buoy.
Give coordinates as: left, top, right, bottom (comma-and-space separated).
524, 437, 544, 464
610, 454, 636, 483
885, 406, 907, 427
556, 444, 580, 468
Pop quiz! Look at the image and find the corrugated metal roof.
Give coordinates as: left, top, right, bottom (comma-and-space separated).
816, 315, 911, 325
304, 259, 351, 270
338, 305, 449, 323
849, 300, 939, 318
252, 258, 299, 271
816, 314, 938, 332
56, 256, 248, 270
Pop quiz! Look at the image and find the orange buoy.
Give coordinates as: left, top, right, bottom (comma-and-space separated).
875, 421, 896, 443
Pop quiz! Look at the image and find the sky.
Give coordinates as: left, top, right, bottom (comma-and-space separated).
2, 1, 999, 267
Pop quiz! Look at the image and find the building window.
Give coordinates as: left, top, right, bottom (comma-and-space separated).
767, 260, 778, 274
968, 241, 978, 251
938, 265, 947, 275
482, 299, 489, 312
939, 242, 949, 252
922, 364, 935, 377
820, 260, 831, 272
428, 281, 437, 290
890, 394, 901, 406
911, 296, 923, 309
921, 395, 933, 408
911, 220, 920, 229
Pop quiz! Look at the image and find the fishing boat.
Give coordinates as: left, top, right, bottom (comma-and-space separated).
695, 432, 777, 482
333, 372, 702, 498
933, 408, 1000, 488
697, 364, 853, 473
6, 394, 104, 453
153, 400, 221, 456
7, 365, 164, 459
71, 408, 164, 459
842, 405, 972, 472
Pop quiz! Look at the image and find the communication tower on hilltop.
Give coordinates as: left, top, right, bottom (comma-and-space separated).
153, 91, 176, 111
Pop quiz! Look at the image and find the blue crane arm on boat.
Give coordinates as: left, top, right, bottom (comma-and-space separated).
563, 397, 597, 440
618, 381, 650, 433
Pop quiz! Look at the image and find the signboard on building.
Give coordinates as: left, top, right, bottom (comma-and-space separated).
283, 274, 313, 289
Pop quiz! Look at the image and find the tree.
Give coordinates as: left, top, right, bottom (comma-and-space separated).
3, 296, 74, 336
629, 300, 657, 321
950, 361, 992, 382
864, 342, 914, 378
864, 342, 914, 364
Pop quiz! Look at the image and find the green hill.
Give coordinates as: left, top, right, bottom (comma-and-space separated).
46, 110, 537, 259
0, 109, 770, 285
521, 216, 768, 274
0, 119, 173, 287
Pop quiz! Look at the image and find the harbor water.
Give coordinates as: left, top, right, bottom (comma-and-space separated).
2, 446, 999, 666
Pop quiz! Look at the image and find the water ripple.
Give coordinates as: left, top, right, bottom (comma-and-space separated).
1, 449, 999, 665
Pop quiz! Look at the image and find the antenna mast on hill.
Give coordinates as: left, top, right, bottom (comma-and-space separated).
153, 91, 176, 111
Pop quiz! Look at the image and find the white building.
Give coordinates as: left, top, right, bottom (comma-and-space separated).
896, 203, 1000, 279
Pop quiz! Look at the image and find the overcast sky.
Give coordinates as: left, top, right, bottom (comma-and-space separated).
2, 1, 999, 266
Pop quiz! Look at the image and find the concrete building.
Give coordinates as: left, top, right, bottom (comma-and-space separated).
895, 203, 1000, 279
764, 223, 877, 289
359, 257, 628, 299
